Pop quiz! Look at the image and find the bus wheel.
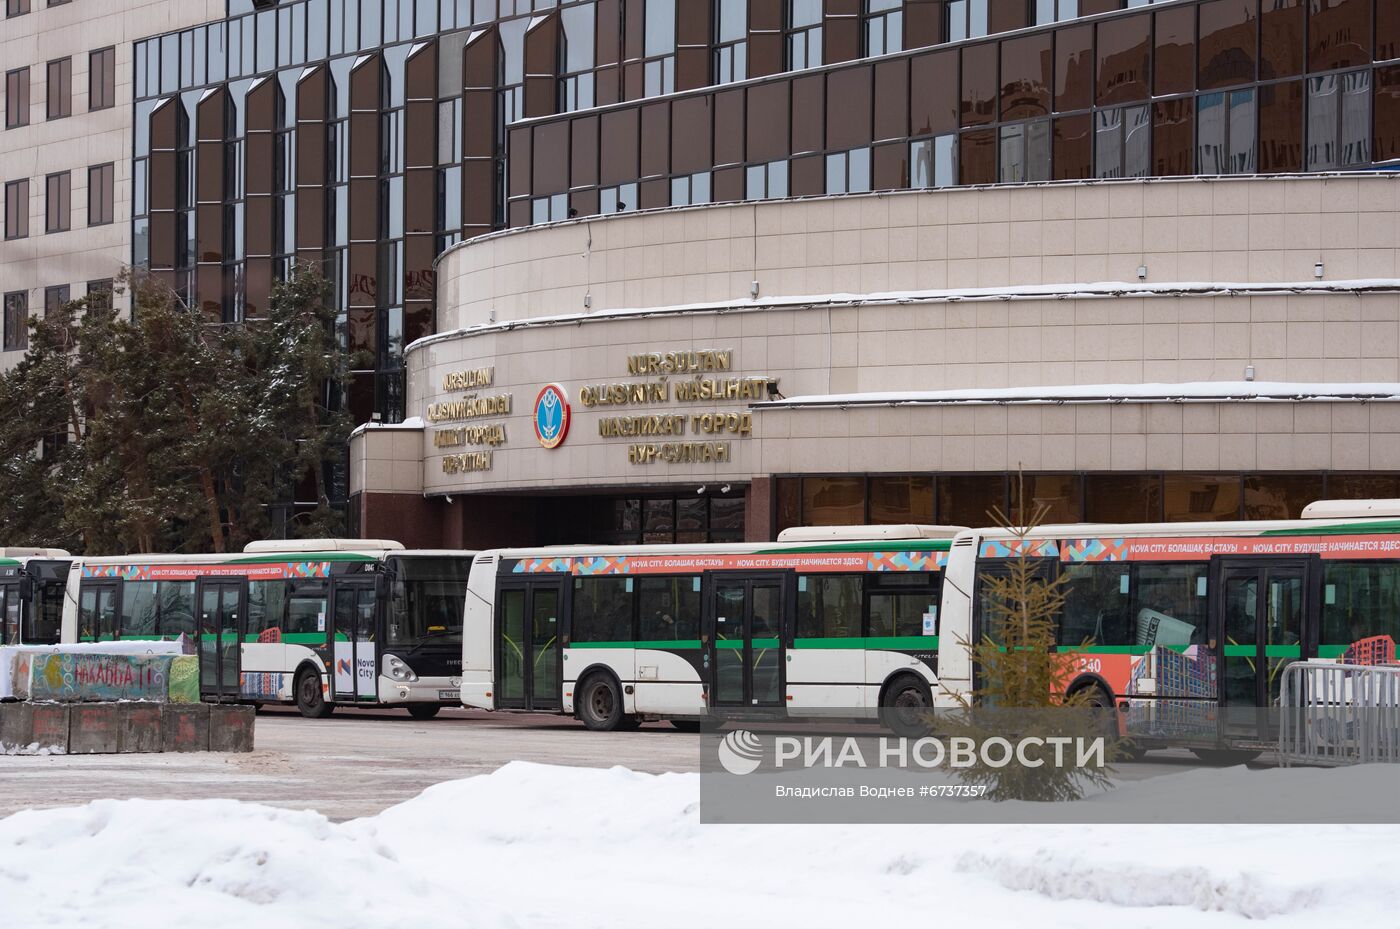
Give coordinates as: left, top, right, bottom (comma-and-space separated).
670, 719, 702, 733
577, 673, 634, 732
880, 675, 934, 738
1190, 748, 1261, 766
407, 705, 442, 720
295, 669, 334, 719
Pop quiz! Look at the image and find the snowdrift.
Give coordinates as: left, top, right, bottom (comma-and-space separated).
1, 762, 1396, 929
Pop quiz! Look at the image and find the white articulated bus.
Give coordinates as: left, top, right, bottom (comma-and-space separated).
460, 526, 961, 730
0, 548, 71, 646
62, 540, 475, 717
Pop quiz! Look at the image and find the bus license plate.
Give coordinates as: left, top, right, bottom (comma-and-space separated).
438, 690, 458, 701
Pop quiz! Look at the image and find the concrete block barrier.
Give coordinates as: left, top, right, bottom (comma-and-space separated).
0, 701, 253, 755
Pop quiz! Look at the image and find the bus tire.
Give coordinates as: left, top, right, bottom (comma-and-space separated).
295, 668, 334, 719
576, 672, 634, 732
670, 719, 703, 733
1190, 748, 1261, 766
880, 674, 934, 738
407, 705, 442, 720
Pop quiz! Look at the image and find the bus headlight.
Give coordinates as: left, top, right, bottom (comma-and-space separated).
384, 655, 418, 682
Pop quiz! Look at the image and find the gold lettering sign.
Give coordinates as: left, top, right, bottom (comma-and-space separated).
426, 393, 513, 423
442, 367, 496, 391
628, 442, 732, 465
442, 451, 493, 473
434, 424, 508, 448
625, 350, 733, 375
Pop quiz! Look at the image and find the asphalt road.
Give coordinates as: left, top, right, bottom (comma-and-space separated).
0, 705, 1263, 821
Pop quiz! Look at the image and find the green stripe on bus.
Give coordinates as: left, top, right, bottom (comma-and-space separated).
240, 633, 326, 644
792, 636, 937, 650
569, 640, 702, 649
1055, 645, 1156, 655
1222, 645, 1302, 658
1263, 519, 1400, 537
715, 638, 780, 649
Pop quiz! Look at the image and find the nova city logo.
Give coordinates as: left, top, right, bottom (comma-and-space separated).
533, 383, 571, 449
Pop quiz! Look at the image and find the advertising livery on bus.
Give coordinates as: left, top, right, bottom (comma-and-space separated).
461, 500, 1400, 755
61, 540, 474, 717
0, 548, 70, 646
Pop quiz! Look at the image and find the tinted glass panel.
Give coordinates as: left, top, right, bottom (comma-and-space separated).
1198, 0, 1257, 90
1096, 13, 1150, 106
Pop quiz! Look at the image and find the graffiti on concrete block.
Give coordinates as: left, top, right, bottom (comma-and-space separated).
167, 656, 200, 704
28, 654, 175, 702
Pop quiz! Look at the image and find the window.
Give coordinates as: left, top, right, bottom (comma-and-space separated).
826, 147, 872, 193
911, 135, 957, 188
1307, 69, 1372, 170
670, 171, 712, 206
43, 285, 68, 318
1095, 103, 1150, 178
802, 476, 866, 524
560, 3, 595, 112
1197, 89, 1257, 174
1322, 563, 1400, 650
89, 47, 116, 111
45, 171, 70, 233
572, 577, 634, 642
998, 120, 1051, 182
1058, 563, 1132, 646
1133, 564, 1209, 646
286, 582, 328, 635
796, 575, 863, 638
787, 0, 823, 70
1032, 0, 1078, 25
46, 58, 71, 120
157, 581, 196, 637
4, 179, 27, 239
869, 574, 941, 638
3, 291, 27, 351
643, 0, 676, 96
5, 68, 29, 128
530, 193, 569, 224
714, 0, 748, 85
120, 582, 159, 637
638, 577, 702, 640
946, 0, 987, 42
600, 182, 638, 213
864, 0, 903, 57
745, 159, 789, 199
5, 0, 28, 16
87, 163, 114, 226
247, 580, 287, 637
87, 279, 113, 313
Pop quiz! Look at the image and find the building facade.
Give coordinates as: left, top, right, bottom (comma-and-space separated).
0, 0, 223, 354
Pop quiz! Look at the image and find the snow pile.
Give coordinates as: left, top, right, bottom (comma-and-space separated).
2, 762, 1398, 929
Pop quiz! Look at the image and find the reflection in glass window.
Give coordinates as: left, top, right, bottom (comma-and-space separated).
911, 135, 957, 188
1307, 70, 1372, 170
1095, 103, 1150, 178
638, 577, 702, 640
1197, 89, 1257, 174
1133, 563, 1209, 646
120, 581, 159, 637
797, 575, 863, 638
247, 580, 287, 637
158, 581, 197, 637
869, 588, 937, 638
573, 577, 634, 642
1058, 564, 1131, 646
998, 119, 1051, 183
1322, 562, 1400, 648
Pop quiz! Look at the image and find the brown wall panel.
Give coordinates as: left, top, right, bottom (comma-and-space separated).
823, 0, 861, 65
676, 0, 711, 91
1308, 0, 1371, 72
509, 127, 532, 198
747, 81, 790, 162
640, 102, 670, 178
671, 95, 713, 173
600, 107, 640, 183
748, 0, 784, 77
295, 67, 328, 258
533, 120, 570, 193
715, 88, 745, 165
792, 74, 826, 153
1053, 113, 1092, 180
1001, 32, 1052, 122
1055, 23, 1094, 113
911, 49, 957, 136
1259, 79, 1303, 172
790, 153, 824, 196
713, 164, 744, 201
1376, 66, 1400, 162
1078, 0, 1120, 14
639, 177, 668, 209
874, 59, 909, 141
571, 116, 600, 186
827, 65, 873, 148
524, 13, 561, 118
959, 128, 995, 184
988, 1, 1025, 36
1097, 13, 1151, 106
1198, 0, 1257, 90
1261, 0, 1304, 79
1154, 4, 1196, 97
1380, 3, 1400, 63
571, 188, 598, 217
903, 0, 942, 51
872, 140, 907, 190
1152, 97, 1194, 175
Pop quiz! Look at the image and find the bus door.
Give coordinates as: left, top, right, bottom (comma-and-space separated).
0, 581, 18, 644
1211, 558, 1313, 737
496, 577, 564, 711
78, 582, 120, 642
706, 574, 788, 708
331, 578, 378, 703
196, 578, 246, 702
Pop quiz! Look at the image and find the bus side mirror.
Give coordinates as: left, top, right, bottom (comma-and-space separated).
376, 574, 391, 599
18, 577, 33, 601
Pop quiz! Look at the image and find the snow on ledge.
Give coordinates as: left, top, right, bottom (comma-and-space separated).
758, 381, 1400, 409
349, 415, 425, 440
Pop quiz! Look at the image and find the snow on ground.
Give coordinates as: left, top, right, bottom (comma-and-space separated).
1, 762, 1397, 929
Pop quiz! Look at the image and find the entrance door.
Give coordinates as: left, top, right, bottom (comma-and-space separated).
708, 575, 786, 708
496, 580, 563, 711
332, 580, 378, 703
0, 584, 17, 645
197, 579, 245, 702
78, 585, 119, 642
1214, 559, 1309, 735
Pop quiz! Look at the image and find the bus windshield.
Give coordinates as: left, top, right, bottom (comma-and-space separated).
385, 556, 471, 648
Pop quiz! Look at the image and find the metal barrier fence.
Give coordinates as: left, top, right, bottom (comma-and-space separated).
1279, 661, 1400, 766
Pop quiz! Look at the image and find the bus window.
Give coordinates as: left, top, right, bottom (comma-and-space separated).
1059, 564, 1132, 647
637, 577, 701, 640
796, 575, 863, 638
158, 581, 197, 637
572, 577, 633, 642
287, 582, 328, 637
1132, 563, 1209, 647
869, 581, 940, 638
1322, 562, 1400, 648
120, 581, 159, 637
27, 581, 64, 644
1, 587, 17, 644
247, 580, 287, 639
385, 556, 471, 647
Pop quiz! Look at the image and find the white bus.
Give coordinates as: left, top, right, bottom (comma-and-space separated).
0, 548, 71, 646
462, 501, 1400, 753
62, 540, 475, 718
460, 526, 959, 730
